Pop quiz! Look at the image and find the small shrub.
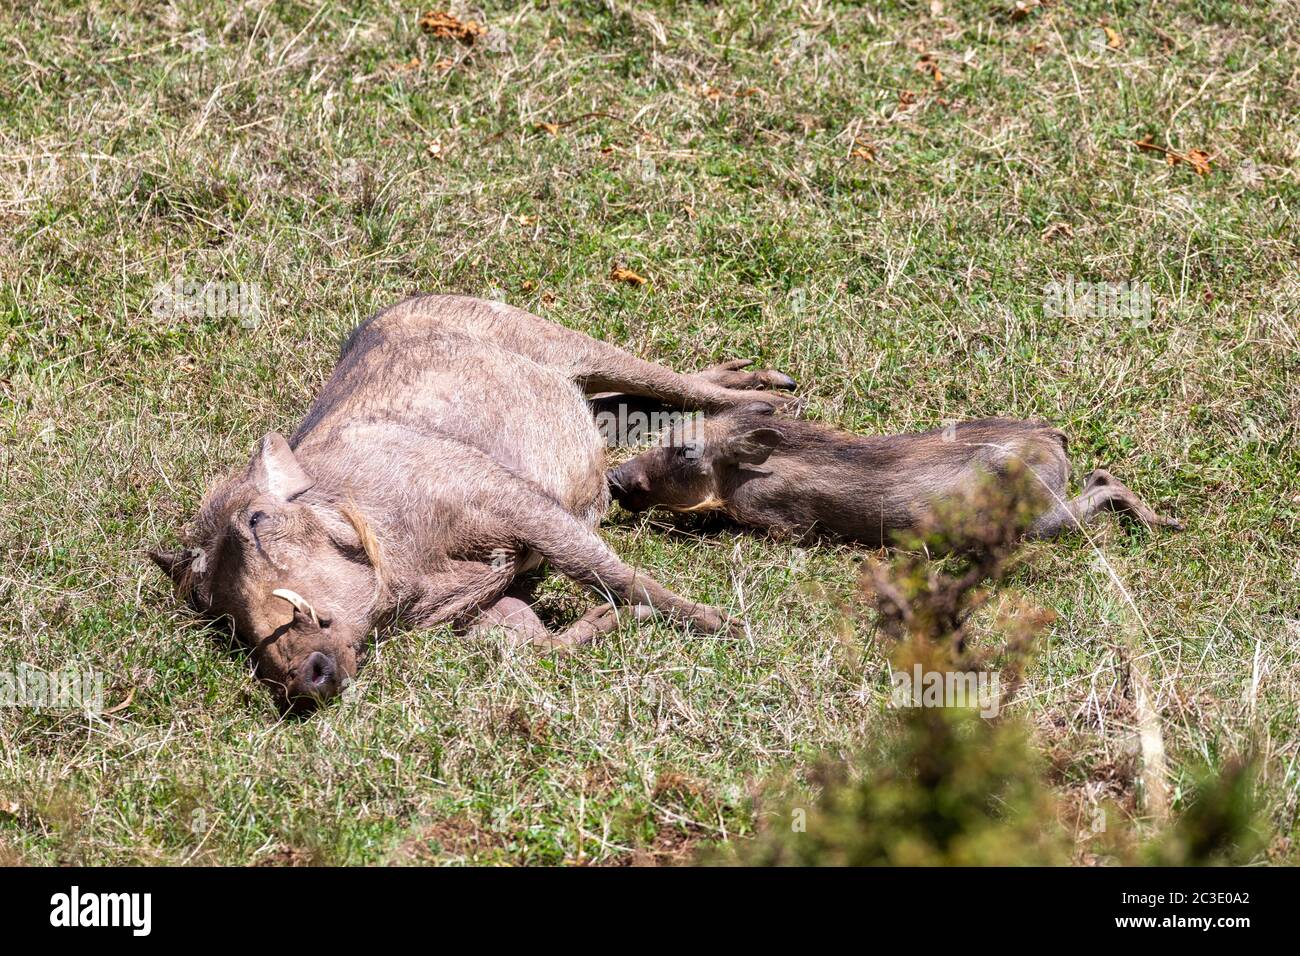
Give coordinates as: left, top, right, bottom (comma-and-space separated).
721, 473, 1262, 867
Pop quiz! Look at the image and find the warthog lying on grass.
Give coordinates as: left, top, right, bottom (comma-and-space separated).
150, 295, 794, 712
607, 406, 1182, 544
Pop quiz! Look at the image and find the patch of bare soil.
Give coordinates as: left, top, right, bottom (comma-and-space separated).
390, 815, 505, 864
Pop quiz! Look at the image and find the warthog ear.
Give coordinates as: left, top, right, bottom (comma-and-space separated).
148, 547, 191, 586
248, 432, 315, 500
718, 427, 782, 467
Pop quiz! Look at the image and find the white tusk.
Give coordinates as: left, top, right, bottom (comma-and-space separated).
271, 588, 319, 626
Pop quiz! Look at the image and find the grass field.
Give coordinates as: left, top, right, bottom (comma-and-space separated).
0, 0, 1296, 865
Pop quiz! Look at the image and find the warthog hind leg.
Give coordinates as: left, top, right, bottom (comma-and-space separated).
398, 295, 796, 413
1029, 469, 1182, 539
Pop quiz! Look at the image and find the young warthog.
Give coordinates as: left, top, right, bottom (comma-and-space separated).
606, 405, 1182, 544
150, 295, 794, 712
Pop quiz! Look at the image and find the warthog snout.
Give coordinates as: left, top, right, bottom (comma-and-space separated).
294, 650, 340, 702
257, 590, 358, 714
608, 403, 782, 516
269, 635, 357, 714
606, 462, 652, 512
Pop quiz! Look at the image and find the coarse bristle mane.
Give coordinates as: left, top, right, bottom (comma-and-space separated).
339, 498, 387, 587
168, 472, 246, 605
722, 411, 1064, 449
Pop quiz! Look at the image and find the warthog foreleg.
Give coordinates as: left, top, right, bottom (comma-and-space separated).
463, 586, 657, 651
497, 486, 732, 635
422, 448, 735, 639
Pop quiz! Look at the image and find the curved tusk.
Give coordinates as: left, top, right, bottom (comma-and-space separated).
271, 588, 319, 626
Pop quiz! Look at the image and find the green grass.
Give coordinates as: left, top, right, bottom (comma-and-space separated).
0, 0, 1296, 864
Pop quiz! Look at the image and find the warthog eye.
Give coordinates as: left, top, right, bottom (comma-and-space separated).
249, 510, 268, 529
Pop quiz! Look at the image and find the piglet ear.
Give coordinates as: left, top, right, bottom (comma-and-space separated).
247, 432, 315, 500
719, 427, 782, 466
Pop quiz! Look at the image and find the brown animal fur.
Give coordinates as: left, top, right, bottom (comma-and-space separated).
607, 406, 1182, 547
150, 295, 795, 712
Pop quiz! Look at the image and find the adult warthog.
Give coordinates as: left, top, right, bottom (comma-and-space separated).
150, 295, 794, 712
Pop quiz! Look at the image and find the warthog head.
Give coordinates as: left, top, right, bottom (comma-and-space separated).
607, 403, 783, 515
150, 433, 381, 713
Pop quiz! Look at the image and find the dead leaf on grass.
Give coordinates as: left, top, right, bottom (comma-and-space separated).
1104, 26, 1124, 49
1180, 148, 1212, 176
850, 139, 877, 162
102, 688, 135, 715
418, 11, 485, 44
915, 55, 943, 86
610, 266, 647, 286
1133, 134, 1163, 155
1041, 221, 1073, 242
1134, 135, 1211, 176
